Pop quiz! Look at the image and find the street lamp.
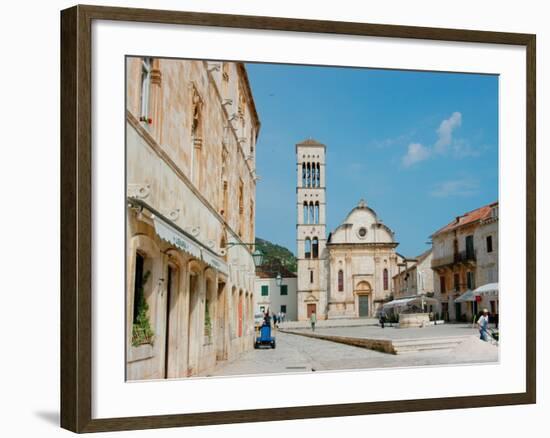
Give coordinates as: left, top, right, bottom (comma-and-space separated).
223, 242, 265, 267
252, 249, 264, 267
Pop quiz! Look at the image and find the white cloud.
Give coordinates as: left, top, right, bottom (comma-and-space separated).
402, 142, 430, 167
430, 179, 479, 198
400, 111, 472, 167
434, 111, 462, 153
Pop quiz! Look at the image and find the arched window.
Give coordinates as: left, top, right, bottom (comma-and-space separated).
306, 163, 311, 187
302, 163, 306, 187
314, 201, 319, 224
338, 269, 344, 292
383, 268, 389, 290
312, 237, 319, 258
313, 162, 318, 187
303, 201, 308, 224
304, 238, 311, 259
309, 202, 315, 224
140, 57, 152, 121
317, 162, 321, 187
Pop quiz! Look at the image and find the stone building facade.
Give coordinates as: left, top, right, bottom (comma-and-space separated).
295, 139, 400, 320
126, 57, 260, 380
393, 250, 434, 299
325, 200, 401, 319
254, 266, 298, 321
431, 202, 499, 321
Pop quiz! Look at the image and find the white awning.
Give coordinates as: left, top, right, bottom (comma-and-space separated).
474, 282, 499, 296
383, 296, 438, 309
153, 216, 201, 259
201, 250, 229, 276
383, 298, 414, 308
455, 289, 476, 303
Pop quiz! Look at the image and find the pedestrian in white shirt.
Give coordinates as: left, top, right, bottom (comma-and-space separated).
477, 308, 490, 341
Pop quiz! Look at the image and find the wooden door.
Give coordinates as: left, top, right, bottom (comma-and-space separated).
358, 295, 369, 317
307, 303, 316, 318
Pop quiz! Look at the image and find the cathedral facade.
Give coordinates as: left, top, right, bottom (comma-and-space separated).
296, 139, 401, 321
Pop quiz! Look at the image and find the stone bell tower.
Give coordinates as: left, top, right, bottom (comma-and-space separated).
296, 139, 328, 321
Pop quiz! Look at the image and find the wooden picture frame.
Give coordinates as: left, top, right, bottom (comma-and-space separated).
60, 4, 536, 433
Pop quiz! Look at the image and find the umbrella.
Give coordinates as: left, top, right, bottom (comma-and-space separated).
473, 282, 499, 296
383, 296, 438, 308
455, 289, 476, 303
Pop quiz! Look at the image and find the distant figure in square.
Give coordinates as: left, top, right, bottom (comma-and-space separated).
310, 311, 317, 332
477, 308, 490, 341
378, 309, 387, 329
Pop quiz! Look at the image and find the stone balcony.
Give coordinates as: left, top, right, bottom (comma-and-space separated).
432, 250, 476, 270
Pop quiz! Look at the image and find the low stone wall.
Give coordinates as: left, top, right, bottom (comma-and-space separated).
279, 317, 378, 330
398, 313, 430, 328
279, 329, 395, 354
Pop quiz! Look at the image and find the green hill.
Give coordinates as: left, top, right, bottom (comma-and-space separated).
255, 237, 297, 273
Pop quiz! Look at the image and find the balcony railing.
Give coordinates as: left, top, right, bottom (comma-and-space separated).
432, 250, 476, 269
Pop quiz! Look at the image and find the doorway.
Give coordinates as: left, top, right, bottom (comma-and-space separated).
307, 303, 316, 319
358, 295, 370, 317
455, 302, 462, 322
238, 293, 243, 337
215, 281, 226, 361
164, 265, 178, 378
187, 271, 200, 376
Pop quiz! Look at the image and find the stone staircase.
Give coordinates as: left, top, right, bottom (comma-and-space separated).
391, 336, 473, 354
280, 329, 474, 355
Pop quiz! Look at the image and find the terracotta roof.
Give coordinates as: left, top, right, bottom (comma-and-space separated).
256, 265, 297, 279
431, 201, 498, 237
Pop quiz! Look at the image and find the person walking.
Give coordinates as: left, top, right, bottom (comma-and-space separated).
477, 308, 490, 341
378, 309, 387, 329
310, 311, 317, 332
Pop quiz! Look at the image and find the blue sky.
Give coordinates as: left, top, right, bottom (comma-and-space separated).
246, 62, 498, 258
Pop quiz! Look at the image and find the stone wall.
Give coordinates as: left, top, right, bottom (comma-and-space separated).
126, 58, 259, 380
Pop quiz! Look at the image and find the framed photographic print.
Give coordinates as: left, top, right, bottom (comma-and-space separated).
60, 4, 536, 433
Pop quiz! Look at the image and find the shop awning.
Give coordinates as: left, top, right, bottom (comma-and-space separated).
455, 289, 476, 303
474, 282, 499, 297
153, 215, 201, 259
137, 199, 230, 276
383, 296, 438, 309
201, 249, 229, 276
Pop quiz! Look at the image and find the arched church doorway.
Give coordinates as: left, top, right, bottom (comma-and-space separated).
355, 281, 372, 318
307, 303, 316, 319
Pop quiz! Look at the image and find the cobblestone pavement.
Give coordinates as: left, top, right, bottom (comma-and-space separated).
199, 329, 498, 377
